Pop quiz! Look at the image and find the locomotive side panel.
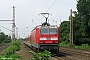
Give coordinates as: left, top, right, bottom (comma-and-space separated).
58, 27, 60, 43
36, 28, 40, 44
35, 28, 40, 48
30, 29, 36, 47
30, 27, 41, 49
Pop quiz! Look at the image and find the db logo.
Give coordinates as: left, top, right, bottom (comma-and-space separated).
47, 38, 50, 40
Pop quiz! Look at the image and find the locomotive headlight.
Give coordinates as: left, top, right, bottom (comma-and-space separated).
50, 38, 58, 40
40, 38, 47, 40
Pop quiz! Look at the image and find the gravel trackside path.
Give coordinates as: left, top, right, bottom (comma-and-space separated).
0, 43, 10, 54
18, 42, 33, 60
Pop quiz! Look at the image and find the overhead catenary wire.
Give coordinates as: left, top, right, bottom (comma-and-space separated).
0, 25, 12, 32
40, 0, 49, 12
46, 0, 58, 12
16, 7, 38, 22
38, 0, 50, 25
0, 8, 11, 16
16, 7, 33, 16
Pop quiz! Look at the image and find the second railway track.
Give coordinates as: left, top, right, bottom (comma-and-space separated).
59, 47, 90, 60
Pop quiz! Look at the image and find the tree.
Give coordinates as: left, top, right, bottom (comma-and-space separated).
0, 32, 5, 43
59, 0, 90, 45
4, 35, 11, 43
77, 0, 90, 36
0, 32, 11, 43
73, 0, 90, 45
60, 21, 70, 43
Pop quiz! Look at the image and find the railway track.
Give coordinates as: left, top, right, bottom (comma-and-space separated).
51, 51, 83, 60
23, 41, 90, 60
57, 47, 90, 60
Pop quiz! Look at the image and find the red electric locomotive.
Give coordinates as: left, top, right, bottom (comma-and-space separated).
30, 13, 60, 52
30, 25, 60, 52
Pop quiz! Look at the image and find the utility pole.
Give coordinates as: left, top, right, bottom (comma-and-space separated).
60, 16, 61, 25
55, 21, 57, 25
70, 9, 73, 44
12, 6, 16, 42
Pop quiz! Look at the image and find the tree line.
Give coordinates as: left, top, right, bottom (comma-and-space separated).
60, 0, 90, 45
0, 32, 11, 43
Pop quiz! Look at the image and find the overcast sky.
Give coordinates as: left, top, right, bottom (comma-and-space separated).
0, 0, 77, 38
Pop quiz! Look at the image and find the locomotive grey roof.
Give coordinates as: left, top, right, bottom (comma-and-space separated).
31, 25, 58, 32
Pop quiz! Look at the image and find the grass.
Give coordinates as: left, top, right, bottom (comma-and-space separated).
0, 40, 22, 60
60, 41, 75, 48
74, 44, 90, 50
60, 42, 90, 50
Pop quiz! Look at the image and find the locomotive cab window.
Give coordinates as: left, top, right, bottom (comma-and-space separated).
50, 28, 57, 34
40, 27, 57, 34
40, 28, 48, 34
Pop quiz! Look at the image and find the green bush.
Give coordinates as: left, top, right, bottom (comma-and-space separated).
12, 40, 21, 46
11, 40, 21, 51
30, 50, 51, 60
4, 45, 16, 57
0, 32, 12, 43
9, 53, 22, 60
3, 40, 11, 43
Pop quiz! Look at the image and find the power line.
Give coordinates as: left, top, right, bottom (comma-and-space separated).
16, 7, 33, 16
46, 0, 57, 12
41, 0, 49, 12
60, 11, 69, 17
0, 25, 12, 32
16, 7, 35, 22
0, 8, 11, 16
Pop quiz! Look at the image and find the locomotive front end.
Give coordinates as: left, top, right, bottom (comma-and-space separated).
39, 25, 60, 52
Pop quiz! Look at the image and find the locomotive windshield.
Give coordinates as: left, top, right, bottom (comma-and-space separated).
40, 28, 48, 34
49, 28, 57, 34
40, 28, 57, 34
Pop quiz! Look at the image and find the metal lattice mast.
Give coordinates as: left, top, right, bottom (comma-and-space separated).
0, 6, 16, 42
12, 6, 16, 42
